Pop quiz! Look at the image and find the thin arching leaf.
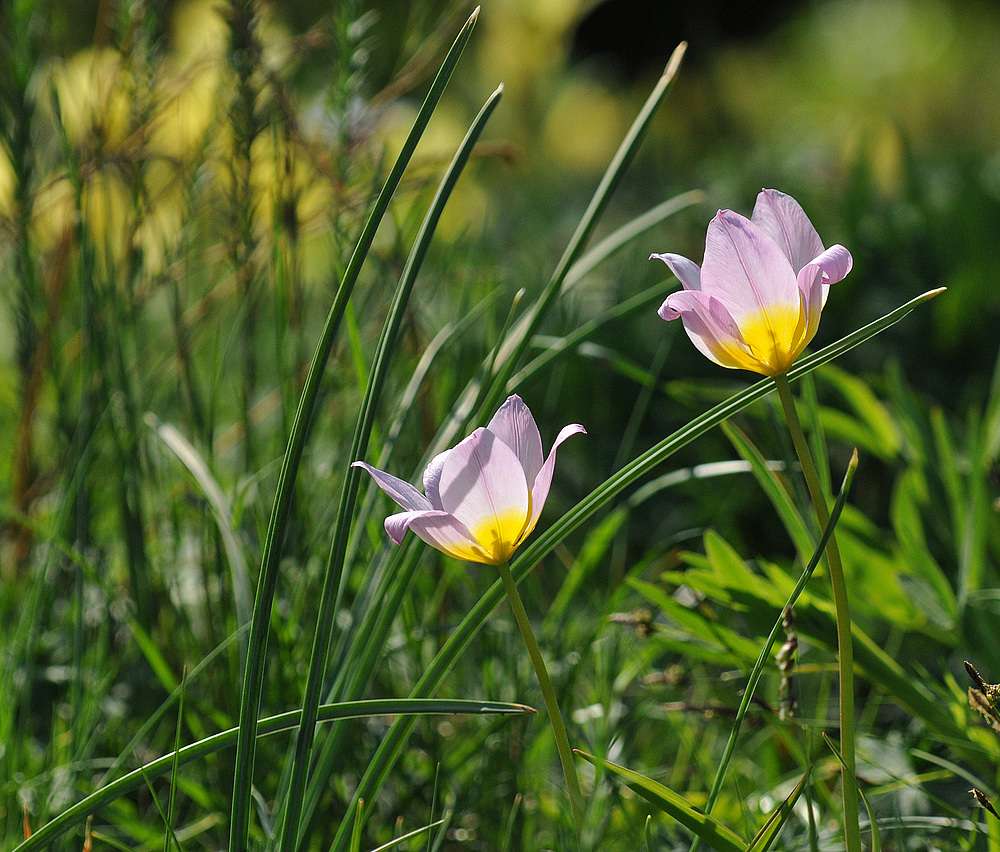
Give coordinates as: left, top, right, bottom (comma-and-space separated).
574, 750, 748, 852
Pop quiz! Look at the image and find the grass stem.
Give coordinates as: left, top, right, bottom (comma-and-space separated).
774, 372, 861, 852
496, 560, 585, 843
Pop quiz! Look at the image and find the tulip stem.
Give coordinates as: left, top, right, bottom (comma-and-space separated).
496, 560, 585, 842
774, 373, 861, 852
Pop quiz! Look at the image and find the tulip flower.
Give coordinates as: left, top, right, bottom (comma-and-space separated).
652, 188, 853, 376
353, 395, 585, 565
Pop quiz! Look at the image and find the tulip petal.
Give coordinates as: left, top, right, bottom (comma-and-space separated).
810, 244, 853, 305
750, 189, 825, 274
485, 394, 544, 488
661, 289, 758, 371
352, 461, 431, 513
437, 428, 530, 564
796, 262, 825, 351
522, 423, 586, 541
702, 210, 800, 321
384, 508, 490, 562
650, 252, 702, 292
422, 449, 450, 510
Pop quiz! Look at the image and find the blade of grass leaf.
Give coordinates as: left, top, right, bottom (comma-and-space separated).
507, 281, 674, 394
13, 699, 529, 852
746, 770, 810, 852
823, 733, 881, 852
228, 11, 480, 851
691, 450, 857, 852
281, 84, 504, 852
350, 799, 364, 852
294, 541, 423, 836
721, 421, 813, 563
146, 415, 252, 662
164, 666, 188, 852
369, 819, 446, 852
433, 44, 688, 455
330, 290, 942, 852
482, 43, 688, 414
562, 190, 705, 289
573, 750, 747, 852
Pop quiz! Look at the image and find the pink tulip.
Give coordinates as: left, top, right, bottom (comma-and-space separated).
652, 189, 853, 376
353, 395, 585, 565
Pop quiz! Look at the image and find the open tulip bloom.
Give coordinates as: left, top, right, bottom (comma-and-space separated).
652, 188, 853, 377
353, 395, 585, 565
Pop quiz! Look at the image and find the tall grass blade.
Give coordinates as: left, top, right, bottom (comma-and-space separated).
823, 734, 881, 852
146, 415, 252, 659
13, 699, 529, 852
746, 770, 811, 852
430, 43, 688, 456
574, 750, 747, 852
369, 818, 446, 852
481, 44, 688, 414
282, 84, 504, 852
228, 11, 480, 851
691, 450, 858, 852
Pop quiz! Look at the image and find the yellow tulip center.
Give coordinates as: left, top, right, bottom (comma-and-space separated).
468, 506, 530, 565
732, 303, 808, 377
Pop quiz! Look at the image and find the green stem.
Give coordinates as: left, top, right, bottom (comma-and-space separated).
495, 560, 585, 842
774, 373, 860, 852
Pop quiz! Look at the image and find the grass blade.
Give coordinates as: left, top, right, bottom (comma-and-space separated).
823, 733, 881, 852
286, 84, 504, 852
482, 43, 688, 414
228, 10, 480, 851
14, 698, 530, 852
574, 750, 747, 852
146, 415, 252, 658
695, 450, 858, 837
746, 770, 810, 852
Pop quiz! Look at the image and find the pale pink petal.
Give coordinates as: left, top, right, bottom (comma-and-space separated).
661, 289, 756, 371
796, 262, 825, 349
352, 461, 430, 513
650, 252, 702, 291
522, 423, 586, 541
702, 210, 800, 321
809, 244, 852, 306
485, 394, 544, 488
437, 428, 530, 546
384, 508, 488, 562
422, 449, 451, 510
750, 189, 825, 274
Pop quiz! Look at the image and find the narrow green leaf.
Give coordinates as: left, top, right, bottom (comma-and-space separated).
228, 9, 482, 852
369, 818, 446, 852
298, 84, 504, 852
146, 415, 252, 655
13, 699, 529, 852
350, 799, 364, 852
746, 770, 810, 852
696, 450, 858, 832
722, 421, 813, 560
482, 42, 689, 414
823, 734, 881, 852
574, 750, 748, 852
